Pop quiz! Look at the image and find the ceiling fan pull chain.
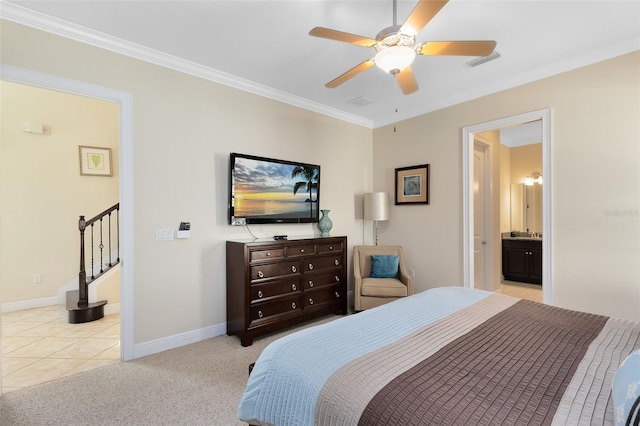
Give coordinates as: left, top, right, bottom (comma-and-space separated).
393, 76, 398, 132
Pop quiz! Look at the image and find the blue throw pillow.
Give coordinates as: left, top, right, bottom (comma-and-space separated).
370, 255, 399, 278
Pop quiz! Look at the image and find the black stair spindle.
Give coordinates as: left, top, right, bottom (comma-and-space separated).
99, 217, 104, 274
90, 223, 95, 280
108, 211, 113, 267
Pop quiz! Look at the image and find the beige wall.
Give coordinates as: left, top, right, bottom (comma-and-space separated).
373, 51, 639, 321
510, 144, 542, 185
1, 21, 374, 344
0, 81, 120, 305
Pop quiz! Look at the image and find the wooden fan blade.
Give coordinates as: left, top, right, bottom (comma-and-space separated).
401, 0, 449, 36
396, 67, 419, 95
309, 27, 377, 47
326, 59, 376, 88
418, 41, 497, 56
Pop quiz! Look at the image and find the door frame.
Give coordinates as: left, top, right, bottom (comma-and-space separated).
462, 108, 552, 304
1, 64, 135, 360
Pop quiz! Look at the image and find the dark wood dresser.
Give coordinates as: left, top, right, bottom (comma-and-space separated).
226, 236, 348, 346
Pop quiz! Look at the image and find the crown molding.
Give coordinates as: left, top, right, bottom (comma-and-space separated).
0, 1, 373, 129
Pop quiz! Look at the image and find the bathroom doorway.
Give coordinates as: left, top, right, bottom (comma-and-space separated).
496, 122, 543, 302
462, 109, 552, 305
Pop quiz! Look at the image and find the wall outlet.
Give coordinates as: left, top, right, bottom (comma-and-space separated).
409, 269, 416, 278
33, 274, 42, 283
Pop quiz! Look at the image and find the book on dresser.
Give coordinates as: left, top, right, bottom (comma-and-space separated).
226, 236, 348, 346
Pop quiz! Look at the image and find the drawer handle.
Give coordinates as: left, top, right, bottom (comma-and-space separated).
291, 302, 297, 310
309, 298, 314, 305
266, 252, 271, 256
291, 265, 297, 273
334, 259, 339, 266
258, 310, 263, 318
308, 280, 314, 288
258, 271, 264, 278
329, 246, 333, 250
335, 275, 340, 282
308, 263, 314, 270
335, 292, 340, 298
258, 290, 263, 298
300, 249, 305, 253
291, 283, 297, 291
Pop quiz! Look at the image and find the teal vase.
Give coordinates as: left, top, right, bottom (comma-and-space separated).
318, 209, 333, 237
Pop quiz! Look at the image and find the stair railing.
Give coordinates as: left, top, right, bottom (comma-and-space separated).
78, 203, 120, 307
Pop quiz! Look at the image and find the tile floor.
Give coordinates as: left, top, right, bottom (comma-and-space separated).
2, 305, 120, 393
498, 280, 543, 303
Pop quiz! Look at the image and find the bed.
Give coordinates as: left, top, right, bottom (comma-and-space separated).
237, 287, 640, 426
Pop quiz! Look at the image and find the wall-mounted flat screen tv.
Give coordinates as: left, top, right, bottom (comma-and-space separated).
229, 153, 320, 225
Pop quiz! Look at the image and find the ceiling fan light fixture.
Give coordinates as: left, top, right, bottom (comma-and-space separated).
374, 45, 416, 74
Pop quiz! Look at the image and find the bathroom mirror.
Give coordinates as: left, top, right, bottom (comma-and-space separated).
510, 183, 542, 234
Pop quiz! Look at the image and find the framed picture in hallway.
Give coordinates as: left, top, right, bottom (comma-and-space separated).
395, 164, 429, 205
79, 145, 113, 177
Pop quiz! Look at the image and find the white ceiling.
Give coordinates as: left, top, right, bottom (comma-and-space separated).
3, 0, 639, 128
500, 121, 542, 147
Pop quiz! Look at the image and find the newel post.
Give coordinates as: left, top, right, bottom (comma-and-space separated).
78, 215, 88, 307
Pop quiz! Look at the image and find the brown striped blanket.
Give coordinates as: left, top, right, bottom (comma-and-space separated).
237, 288, 640, 426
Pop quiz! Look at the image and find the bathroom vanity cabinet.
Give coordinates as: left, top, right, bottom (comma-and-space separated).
502, 239, 542, 284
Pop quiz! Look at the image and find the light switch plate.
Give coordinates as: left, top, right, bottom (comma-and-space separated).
155, 229, 174, 241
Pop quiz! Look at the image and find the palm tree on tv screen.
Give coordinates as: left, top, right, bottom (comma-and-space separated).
292, 166, 318, 217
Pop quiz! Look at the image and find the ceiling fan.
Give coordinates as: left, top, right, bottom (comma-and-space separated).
309, 0, 497, 95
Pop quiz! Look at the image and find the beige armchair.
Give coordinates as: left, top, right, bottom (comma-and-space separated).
353, 245, 414, 311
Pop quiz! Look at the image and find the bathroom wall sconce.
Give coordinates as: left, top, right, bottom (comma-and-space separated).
525, 172, 542, 186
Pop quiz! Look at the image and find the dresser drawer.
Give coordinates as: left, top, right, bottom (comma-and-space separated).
286, 244, 316, 257
250, 248, 284, 262
250, 278, 302, 303
305, 285, 343, 308
317, 242, 343, 254
304, 255, 342, 272
251, 261, 301, 281
304, 270, 343, 290
250, 295, 302, 322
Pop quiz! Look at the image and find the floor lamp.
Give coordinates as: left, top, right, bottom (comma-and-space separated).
364, 192, 389, 245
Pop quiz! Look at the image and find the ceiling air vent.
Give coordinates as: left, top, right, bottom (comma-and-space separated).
464, 50, 502, 68
347, 96, 375, 107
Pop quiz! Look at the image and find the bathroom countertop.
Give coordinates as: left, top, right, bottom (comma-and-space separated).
502, 237, 543, 241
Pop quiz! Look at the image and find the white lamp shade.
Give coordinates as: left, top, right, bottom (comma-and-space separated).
364, 192, 389, 221
374, 46, 416, 74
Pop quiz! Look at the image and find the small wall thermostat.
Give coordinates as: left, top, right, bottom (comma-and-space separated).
177, 222, 191, 239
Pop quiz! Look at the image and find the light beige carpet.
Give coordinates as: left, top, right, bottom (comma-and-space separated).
1, 316, 338, 425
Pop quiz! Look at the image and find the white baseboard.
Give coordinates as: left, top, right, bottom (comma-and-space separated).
132, 322, 227, 359
1, 298, 121, 316
104, 302, 120, 316
1, 296, 58, 313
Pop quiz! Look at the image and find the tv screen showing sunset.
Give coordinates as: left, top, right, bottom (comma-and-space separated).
231, 156, 319, 219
